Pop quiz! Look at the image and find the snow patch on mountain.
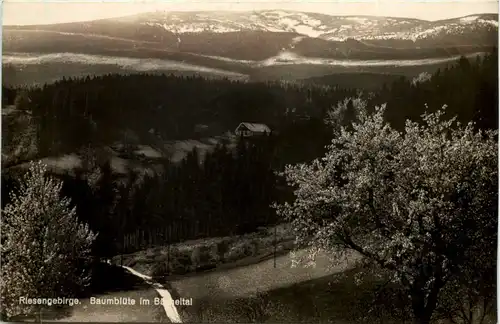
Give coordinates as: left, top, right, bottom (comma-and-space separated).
344, 17, 371, 24
131, 10, 497, 41
279, 17, 300, 30
460, 16, 479, 23
412, 25, 449, 39
295, 25, 323, 38
302, 17, 322, 27
144, 22, 239, 33
478, 19, 499, 27
289, 36, 305, 49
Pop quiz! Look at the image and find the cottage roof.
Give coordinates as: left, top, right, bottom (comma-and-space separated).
237, 122, 271, 133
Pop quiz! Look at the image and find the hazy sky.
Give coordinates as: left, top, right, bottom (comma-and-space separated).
2, 0, 499, 26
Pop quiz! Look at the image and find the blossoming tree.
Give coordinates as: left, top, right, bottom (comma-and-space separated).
274, 106, 497, 324
1, 162, 96, 321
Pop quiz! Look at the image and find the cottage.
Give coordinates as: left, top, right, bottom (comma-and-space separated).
235, 122, 271, 137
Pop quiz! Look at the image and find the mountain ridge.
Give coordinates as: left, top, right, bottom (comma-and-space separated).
4, 10, 498, 42
4, 10, 498, 26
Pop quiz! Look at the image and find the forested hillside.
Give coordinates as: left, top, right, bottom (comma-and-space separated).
2, 75, 354, 158
2, 50, 497, 259
371, 53, 498, 130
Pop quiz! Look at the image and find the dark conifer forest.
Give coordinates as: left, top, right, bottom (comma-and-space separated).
1, 50, 497, 259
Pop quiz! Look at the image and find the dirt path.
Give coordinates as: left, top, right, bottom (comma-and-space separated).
121, 265, 182, 323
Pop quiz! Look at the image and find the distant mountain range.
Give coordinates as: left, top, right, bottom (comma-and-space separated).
125, 10, 499, 41
2, 10, 498, 86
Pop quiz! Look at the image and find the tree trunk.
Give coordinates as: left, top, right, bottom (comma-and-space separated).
412, 319, 429, 324
273, 225, 277, 268
411, 282, 442, 324
35, 307, 42, 324
412, 303, 433, 324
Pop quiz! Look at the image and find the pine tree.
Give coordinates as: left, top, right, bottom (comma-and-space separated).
1, 162, 96, 321
91, 160, 119, 259
342, 98, 357, 130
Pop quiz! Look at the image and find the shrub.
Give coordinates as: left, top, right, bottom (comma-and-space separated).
205, 243, 221, 264
239, 291, 273, 323
190, 246, 202, 267
216, 239, 232, 261
224, 242, 254, 262
151, 261, 169, 281
169, 248, 193, 275
245, 240, 259, 257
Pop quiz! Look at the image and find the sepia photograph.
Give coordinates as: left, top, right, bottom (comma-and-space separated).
0, 0, 498, 323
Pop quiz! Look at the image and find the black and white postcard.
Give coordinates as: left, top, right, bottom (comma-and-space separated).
1, 1, 498, 323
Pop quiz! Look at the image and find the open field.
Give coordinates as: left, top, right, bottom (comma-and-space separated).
175, 266, 406, 324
